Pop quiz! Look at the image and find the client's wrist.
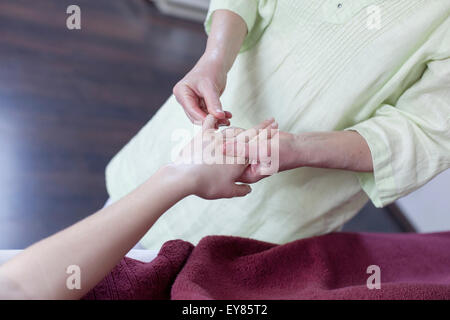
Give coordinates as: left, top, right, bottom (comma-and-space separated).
153, 164, 197, 199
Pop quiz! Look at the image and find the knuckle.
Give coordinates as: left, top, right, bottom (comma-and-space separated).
172, 83, 181, 95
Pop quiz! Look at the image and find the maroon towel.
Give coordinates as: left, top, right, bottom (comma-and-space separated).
84, 232, 450, 300
83, 240, 193, 300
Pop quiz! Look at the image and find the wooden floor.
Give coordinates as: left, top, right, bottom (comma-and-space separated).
0, 0, 405, 249
0, 0, 206, 248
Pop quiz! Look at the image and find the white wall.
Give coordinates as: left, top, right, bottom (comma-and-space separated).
396, 169, 450, 233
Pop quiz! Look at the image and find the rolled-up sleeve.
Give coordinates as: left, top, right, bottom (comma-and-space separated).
346, 54, 450, 207
204, 0, 277, 52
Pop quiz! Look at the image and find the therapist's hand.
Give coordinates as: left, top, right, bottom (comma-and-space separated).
224, 130, 374, 184
172, 9, 247, 126
223, 122, 289, 184
173, 54, 231, 127
237, 131, 295, 183
173, 115, 277, 199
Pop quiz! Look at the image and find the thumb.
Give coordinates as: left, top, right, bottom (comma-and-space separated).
201, 83, 225, 119
232, 184, 252, 197
202, 114, 217, 130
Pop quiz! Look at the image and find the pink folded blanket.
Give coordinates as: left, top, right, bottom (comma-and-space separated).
84, 232, 450, 300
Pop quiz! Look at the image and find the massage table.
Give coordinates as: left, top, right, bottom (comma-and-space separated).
0, 199, 158, 266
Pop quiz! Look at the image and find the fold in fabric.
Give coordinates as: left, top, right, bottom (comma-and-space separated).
83, 240, 193, 300
84, 232, 450, 300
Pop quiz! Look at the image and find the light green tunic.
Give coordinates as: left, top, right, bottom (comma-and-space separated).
106, 0, 450, 249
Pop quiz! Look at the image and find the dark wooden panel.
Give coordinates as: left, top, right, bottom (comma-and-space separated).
0, 0, 206, 248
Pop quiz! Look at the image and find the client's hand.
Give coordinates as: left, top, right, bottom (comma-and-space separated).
173, 115, 276, 200
224, 129, 297, 184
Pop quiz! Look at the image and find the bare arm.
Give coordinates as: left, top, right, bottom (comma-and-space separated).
0, 116, 273, 300
284, 131, 374, 172
205, 9, 247, 74
226, 130, 373, 183
0, 166, 191, 300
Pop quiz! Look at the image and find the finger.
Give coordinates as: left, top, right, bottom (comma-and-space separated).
235, 118, 276, 143
239, 118, 278, 157
224, 140, 261, 163
221, 126, 246, 156
223, 140, 249, 158
215, 119, 230, 130
251, 126, 278, 157
217, 119, 231, 127
223, 129, 276, 161
222, 118, 277, 158
237, 166, 261, 184
249, 128, 276, 163
232, 184, 252, 197
182, 108, 201, 126
221, 126, 244, 137
199, 82, 226, 119
237, 165, 266, 184
265, 122, 278, 139
174, 83, 207, 124
216, 111, 232, 128
254, 117, 276, 131
202, 114, 218, 130
203, 98, 228, 128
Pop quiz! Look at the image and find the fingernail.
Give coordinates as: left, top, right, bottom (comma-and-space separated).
271, 122, 278, 128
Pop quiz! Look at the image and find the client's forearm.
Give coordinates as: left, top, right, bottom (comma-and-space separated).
285, 131, 374, 172
0, 165, 190, 300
